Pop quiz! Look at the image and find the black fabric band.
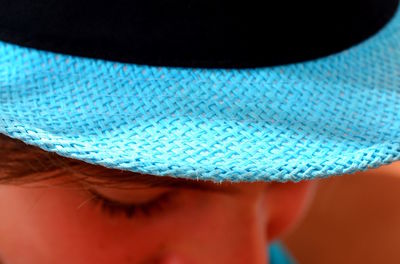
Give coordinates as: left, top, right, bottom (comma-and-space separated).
0, 0, 398, 68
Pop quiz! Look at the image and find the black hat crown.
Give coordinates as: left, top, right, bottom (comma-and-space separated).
0, 0, 398, 68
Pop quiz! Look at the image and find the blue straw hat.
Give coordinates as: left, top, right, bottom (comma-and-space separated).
1, 0, 400, 182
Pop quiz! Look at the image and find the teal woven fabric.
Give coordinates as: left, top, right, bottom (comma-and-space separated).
1, 7, 400, 182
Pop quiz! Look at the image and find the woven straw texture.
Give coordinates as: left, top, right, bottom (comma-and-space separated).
1, 9, 400, 182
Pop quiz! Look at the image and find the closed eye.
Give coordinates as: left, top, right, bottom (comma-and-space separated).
88, 188, 176, 219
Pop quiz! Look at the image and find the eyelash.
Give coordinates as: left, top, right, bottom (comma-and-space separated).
88, 189, 175, 219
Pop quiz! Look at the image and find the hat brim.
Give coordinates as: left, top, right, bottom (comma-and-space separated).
1, 8, 400, 182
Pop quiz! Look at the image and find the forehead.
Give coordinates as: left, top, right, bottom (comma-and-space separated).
65, 164, 249, 193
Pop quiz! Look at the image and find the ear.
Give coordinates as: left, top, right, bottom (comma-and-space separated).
265, 180, 317, 242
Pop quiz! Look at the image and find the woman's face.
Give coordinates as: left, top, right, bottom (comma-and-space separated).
0, 173, 315, 264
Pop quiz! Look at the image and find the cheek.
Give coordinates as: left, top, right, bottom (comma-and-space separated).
0, 185, 177, 264
0, 185, 237, 264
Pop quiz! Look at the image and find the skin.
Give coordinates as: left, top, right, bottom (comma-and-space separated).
0, 172, 316, 264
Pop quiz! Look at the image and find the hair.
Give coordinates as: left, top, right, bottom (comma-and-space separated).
0, 133, 155, 186
0, 134, 211, 188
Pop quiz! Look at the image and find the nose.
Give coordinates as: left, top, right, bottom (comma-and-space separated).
229, 194, 269, 264
155, 184, 271, 264
195, 188, 271, 264
156, 208, 269, 264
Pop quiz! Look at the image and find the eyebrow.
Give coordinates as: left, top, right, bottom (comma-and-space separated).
70, 166, 240, 194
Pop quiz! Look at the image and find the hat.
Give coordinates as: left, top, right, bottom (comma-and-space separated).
1, 0, 400, 182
